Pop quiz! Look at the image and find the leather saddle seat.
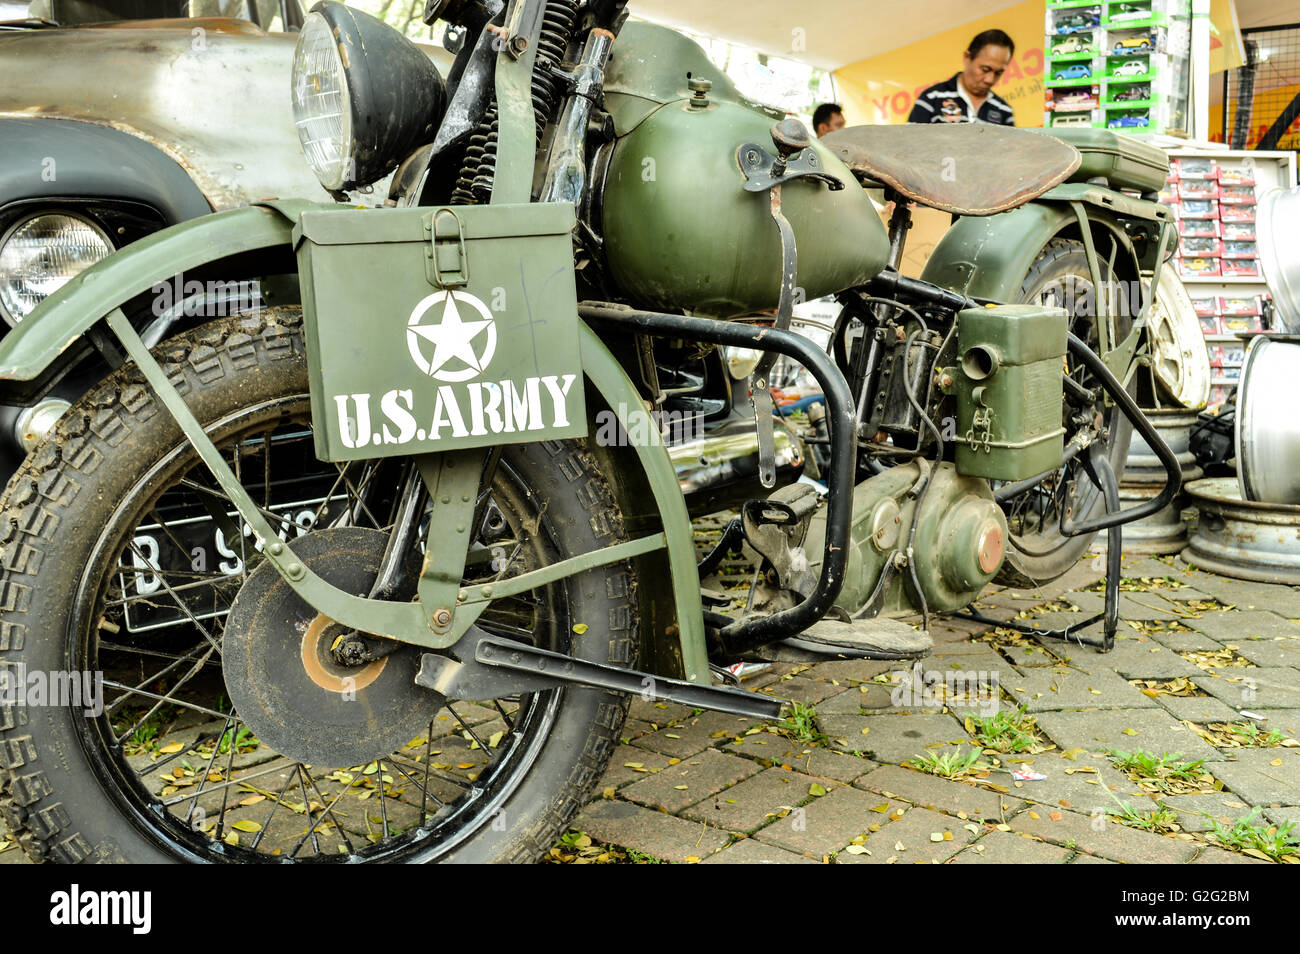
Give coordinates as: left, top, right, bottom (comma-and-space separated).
821, 123, 1082, 216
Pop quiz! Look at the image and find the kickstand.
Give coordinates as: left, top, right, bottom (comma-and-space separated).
956, 444, 1121, 653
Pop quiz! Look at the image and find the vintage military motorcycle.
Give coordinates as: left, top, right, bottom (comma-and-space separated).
0, 0, 1182, 863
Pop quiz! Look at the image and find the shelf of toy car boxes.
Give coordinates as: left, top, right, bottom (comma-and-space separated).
1154, 144, 1299, 404
1044, 0, 1192, 133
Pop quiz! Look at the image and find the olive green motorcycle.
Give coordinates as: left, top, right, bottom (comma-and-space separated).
0, 0, 1180, 863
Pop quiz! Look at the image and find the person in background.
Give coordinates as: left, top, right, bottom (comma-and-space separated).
812, 102, 845, 137
907, 29, 1016, 126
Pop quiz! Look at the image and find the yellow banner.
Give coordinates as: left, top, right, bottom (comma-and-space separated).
833, 0, 1046, 127
1209, 0, 1244, 74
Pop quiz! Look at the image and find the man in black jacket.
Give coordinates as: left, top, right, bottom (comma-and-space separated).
907, 29, 1016, 126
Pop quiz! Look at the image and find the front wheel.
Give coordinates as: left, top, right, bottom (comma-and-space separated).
994, 239, 1135, 587
0, 308, 637, 863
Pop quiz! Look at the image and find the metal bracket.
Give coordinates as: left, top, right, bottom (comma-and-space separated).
415, 450, 482, 637
736, 142, 845, 193
416, 628, 786, 720
748, 183, 799, 488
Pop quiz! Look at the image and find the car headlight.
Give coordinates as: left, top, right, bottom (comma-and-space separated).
0, 212, 113, 326
291, 1, 447, 193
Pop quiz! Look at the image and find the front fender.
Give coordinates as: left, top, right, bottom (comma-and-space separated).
921, 195, 1140, 302
0, 200, 319, 381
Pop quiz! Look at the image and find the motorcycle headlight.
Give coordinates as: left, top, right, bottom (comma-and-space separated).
291, 1, 447, 193
0, 212, 113, 326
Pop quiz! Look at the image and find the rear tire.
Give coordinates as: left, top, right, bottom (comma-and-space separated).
0, 309, 637, 863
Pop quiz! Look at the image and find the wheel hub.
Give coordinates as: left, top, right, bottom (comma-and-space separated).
222, 526, 440, 767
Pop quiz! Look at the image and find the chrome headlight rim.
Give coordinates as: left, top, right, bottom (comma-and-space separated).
0, 210, 114, 328
291, 9, 355, 193
291, 1, 446, 195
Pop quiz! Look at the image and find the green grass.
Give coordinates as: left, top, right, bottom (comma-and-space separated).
967, 704, 1041, 754
909, 747, 989, 779
1107, 801, 1179, 833
1108, 749, 1213, 792
1224, 722, 1287, 748
1208, 809, 1299, 861
776, 701, 826, 747
1095, 776, 1180, 833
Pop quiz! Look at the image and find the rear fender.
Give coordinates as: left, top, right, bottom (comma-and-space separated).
920, 195, 1143, 304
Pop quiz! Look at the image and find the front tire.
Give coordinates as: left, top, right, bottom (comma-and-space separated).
0, 308, 637, 863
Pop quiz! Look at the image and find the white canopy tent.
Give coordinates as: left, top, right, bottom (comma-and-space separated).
628, 0, 1297, 72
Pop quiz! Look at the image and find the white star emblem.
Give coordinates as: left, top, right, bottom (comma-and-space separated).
406, 290, 497, 383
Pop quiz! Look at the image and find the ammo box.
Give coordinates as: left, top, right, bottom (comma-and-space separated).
1046, 127, 1170, 195
953, 304, 1068, 481
292, 202, 586, 462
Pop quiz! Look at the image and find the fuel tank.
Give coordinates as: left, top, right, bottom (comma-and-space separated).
598, 25, 888, 318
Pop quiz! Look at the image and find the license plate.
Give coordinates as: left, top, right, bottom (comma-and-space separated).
119, 491, 346, 635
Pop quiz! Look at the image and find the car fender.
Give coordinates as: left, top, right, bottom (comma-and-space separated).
0, 117, 212, 224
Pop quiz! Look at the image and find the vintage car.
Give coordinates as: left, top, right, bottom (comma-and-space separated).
1111, 58, 1149, 77
1054, 8, 1100, 33
0, 0, 450, 479
1112, 83, 1152, 102
1112, 35, 1154, 54
1108, 113, 1151, 129
1108, 3, 1152, 24
1053, 63, 1092, 80
1051, 35, 1091, 56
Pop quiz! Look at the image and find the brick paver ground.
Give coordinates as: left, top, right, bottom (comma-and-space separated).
563, 550, 1300, 865
2, 550, 1298, 866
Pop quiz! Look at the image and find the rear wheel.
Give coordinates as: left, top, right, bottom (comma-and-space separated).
0, 308, 637, 863
995, 239, 1135, 587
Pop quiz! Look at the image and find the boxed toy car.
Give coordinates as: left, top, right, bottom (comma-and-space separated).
1176, 255, 1220, 277
1177, 217, 1219, 238
1179, 236, 1222, 257
1220, 203, 1256, 223
1177, 198, 1218, 219
1221, 258, 1260, 277
1218, 295, 1264, 316
1222, 240, 1257, 260
1198, 315, 1221, 334
1190, 296, 1219, 317
1218, 164, 1256, 186
1221, 314, 1264, 333
1219, 184, 1256, 204
1170, 156, 1217, 180
1176, 179, 1219, 199
1221, 220, 1256, 241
